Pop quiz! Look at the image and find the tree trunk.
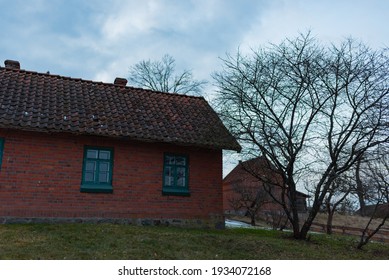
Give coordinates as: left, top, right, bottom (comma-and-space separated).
325, 196, 334, 234
291, 218, 301, 238
284, 179, 302, 239
356, 158, 366, 216
250, 214, 256, 226
298, 198, 323, 239
326, 211, 334, 235
298, 222, 310, 240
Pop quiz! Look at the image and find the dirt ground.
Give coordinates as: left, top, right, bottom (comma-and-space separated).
313, 213, 389, 229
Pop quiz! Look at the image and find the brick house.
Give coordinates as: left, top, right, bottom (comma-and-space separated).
0, 60, 241, 228
223, 157, 309, 217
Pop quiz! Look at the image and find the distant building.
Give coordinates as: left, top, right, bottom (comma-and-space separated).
223, 157, 309, 216
356, 203, 389, 218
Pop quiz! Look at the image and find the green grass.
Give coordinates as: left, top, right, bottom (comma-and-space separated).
0, 224, 388, 259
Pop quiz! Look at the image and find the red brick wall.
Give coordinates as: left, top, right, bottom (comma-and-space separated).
222, 166, 284, 215
0, 129, 224, 227
223, 181, 284, 214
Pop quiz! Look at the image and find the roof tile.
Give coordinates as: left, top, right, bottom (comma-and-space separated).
0, 66, 241, 151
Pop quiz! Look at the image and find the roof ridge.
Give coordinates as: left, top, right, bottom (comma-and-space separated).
0, 66, 103, 84
0, 66, 204, 99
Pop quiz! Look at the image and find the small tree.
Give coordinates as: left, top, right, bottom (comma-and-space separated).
357, 149, 389, 249
323, 174, 353, 234
128, 54, 207, 95
229, 184, 269, 226
266, 210, 289, 230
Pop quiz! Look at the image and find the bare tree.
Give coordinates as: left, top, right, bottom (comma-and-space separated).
357, 148, 389, 249
128, 54, 207, 95
213, 33, 389, 239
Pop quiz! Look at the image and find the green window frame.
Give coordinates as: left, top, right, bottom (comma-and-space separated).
81, 146, 114, 193
0, 138, 4, 170
163, 153, 189, 196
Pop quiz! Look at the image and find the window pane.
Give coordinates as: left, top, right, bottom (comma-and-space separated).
99, 162, 110, 172
164, 166, 174, 186
176, 167, 186, 187
85, 171, 95, 182
86, 149, 98, 159
165, 155, 175, 165
99, 150, 111, 160
99, 172, 109, 183
175, 156, 186, 166
85, 161, 96, 172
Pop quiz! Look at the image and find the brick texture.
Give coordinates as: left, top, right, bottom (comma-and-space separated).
0, 129, 224, 228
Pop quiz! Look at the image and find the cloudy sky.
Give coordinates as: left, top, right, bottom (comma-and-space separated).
1, 0, 388, 174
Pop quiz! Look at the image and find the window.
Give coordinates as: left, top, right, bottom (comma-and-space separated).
81, 146, 113, 193
163, 154, 189, 196
0, 138, 4, 170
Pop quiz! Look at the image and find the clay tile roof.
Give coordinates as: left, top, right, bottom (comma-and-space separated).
0, 65, 241, 151
224, 156, 277, 184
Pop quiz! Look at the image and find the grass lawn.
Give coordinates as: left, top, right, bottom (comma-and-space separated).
0, 223, 388, 260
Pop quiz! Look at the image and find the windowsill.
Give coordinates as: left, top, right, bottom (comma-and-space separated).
80, 184, 113, 193
162, 188, 190, 197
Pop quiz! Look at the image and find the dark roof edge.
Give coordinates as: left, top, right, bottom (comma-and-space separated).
0, 125, 239, 151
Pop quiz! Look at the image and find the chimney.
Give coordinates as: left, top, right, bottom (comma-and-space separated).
114, 77, 127, 86
4, 60, 20, 70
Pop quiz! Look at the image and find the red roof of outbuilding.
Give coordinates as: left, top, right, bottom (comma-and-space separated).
224, 156, 279, 184
0, 63, 241, 151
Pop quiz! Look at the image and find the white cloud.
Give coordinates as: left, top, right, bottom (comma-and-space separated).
100, 1, 159, 41
89, 0, 269, 83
